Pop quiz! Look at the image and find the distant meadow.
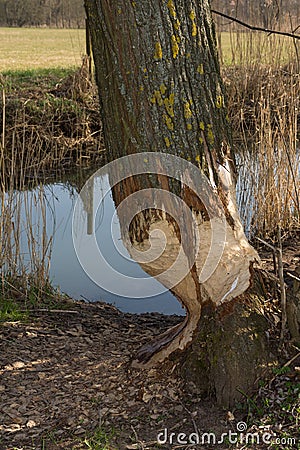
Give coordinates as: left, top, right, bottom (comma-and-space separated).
0, 28, 85, 70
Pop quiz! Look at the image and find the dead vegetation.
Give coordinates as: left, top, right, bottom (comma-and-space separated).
0, 58, 104, 186
225, 67, 299, 237
0, 288, 299, 450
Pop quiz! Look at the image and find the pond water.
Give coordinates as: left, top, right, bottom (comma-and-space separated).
9, 176, 185, 315
5, 146, 299, 315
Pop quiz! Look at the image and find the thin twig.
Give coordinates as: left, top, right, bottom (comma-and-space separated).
255, 237, 276, 252
130, 425, 146, 450
255, 234, 288, 340
2, 278, 24, 296
23, 309, 79, 314
255, 237, 278, 275
163, 394, 199, 438
211, 9, 300, 40
269, 350, 300, 384
287, 272, 300, 283
277, 226, 287, 342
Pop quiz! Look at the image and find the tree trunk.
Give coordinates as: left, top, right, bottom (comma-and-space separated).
85, 0, 275, 406
287, 265, 300, 345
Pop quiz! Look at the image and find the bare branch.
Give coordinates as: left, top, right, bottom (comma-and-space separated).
211, 9, 300, 40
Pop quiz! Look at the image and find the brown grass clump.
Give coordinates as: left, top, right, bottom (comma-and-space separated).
0, 58, 103, 187
0, 59, 104, 294
221, 33, 300, 237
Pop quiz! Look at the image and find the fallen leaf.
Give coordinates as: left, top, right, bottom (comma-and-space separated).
26, 420, 36, 428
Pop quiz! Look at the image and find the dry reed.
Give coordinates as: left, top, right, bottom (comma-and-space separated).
0, 58, 103, 186
0, 58, 104, 302
221, 30, 300, 238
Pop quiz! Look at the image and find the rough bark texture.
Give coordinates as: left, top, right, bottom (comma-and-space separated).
287, 265, 300, 344
85, 0, 230, 166
85, 0, 274, 406
180, 276, 276, 407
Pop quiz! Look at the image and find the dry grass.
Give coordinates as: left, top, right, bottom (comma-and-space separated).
0, 59, 103, 297
0, 27, 85, 70
0, 59, 103, 183
217, 31, 299, 67
220, 31, 300, 238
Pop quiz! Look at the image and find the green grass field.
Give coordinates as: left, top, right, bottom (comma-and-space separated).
0, 27, 297, 72
0, 27, 85, 70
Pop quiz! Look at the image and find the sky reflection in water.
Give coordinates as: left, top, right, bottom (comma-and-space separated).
29, 177, 185, 315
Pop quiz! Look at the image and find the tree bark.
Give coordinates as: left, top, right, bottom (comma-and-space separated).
85, 0, 274, 406
287, 265, 300, 344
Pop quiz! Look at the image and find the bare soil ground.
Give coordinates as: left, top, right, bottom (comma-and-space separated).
0, 301, 233, 450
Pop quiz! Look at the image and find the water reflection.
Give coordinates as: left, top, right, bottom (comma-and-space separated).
7, 178, 185, 315
3, 144, 298, 315
236, 145, 299, 237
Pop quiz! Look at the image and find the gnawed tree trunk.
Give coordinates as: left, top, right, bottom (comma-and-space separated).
85, 0, 275, 406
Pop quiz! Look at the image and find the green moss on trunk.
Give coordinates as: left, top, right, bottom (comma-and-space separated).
181, 291, 276, 407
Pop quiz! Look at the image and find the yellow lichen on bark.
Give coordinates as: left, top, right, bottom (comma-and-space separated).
160, 84, 167, 95
184, 101, 193, 119
174, 19, 181, 30
216, 95, 224, 108
171, 35, 179, 58
150, 90, 164, 106
197, 64, 204, 74
164, 137, 171, 147
167, 0, 176, 19
154, 41, 163, 59
163, 114, 174, 130
164, 93, 175, 117
189, 10, 197, 37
